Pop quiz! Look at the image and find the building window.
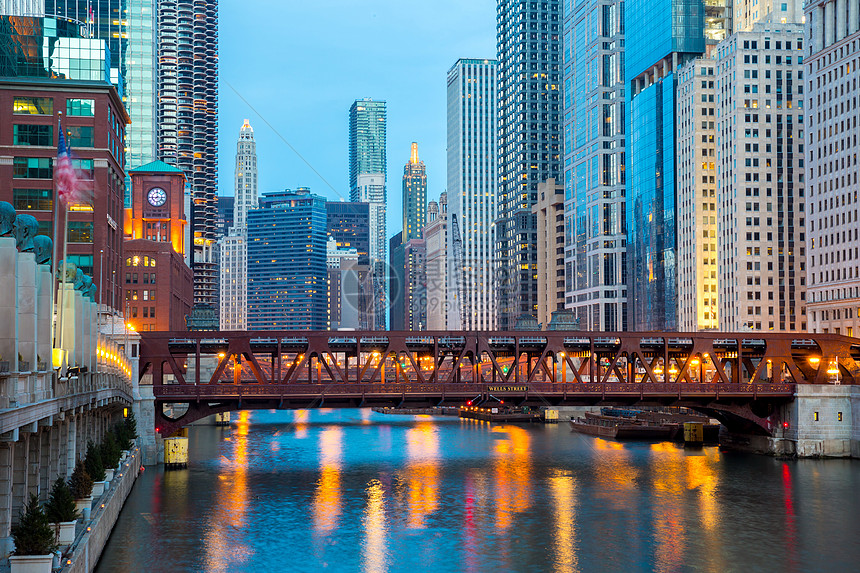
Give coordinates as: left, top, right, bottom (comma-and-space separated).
813, 411, 819, 421
131, 306, 138, 318
67, 222, 93, 243
13, 157, 52, 179
67, 254, 93, 275
66, 126, 94, 148
71, 158, 94, 179
13, 125, 53, 146
13, 189, 52, 211
838, 412, 843, 422
13, 97, 52, 115
66, 99, 95, 117
150, 307, 155, 318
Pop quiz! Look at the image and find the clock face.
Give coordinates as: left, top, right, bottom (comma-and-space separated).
147, 187, 167, 207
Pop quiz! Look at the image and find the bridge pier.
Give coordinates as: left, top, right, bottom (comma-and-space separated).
722, 384, 860, 457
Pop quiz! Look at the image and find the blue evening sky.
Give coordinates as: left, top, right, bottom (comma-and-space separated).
218, 0, 496, 238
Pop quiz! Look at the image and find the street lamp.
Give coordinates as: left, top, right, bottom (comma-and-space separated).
827, 360, 840, 385
558, 352, 566, 384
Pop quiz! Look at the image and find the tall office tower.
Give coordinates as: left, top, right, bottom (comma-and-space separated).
402, 142, 427, 242
389, 234, 426, 331
216, 196, 234, 238
735, 0, 804, 31
233, 120, 257, 229
716, 23, 807, 332
247, 189, 328, 330
355, 172, 387, 329
327, 201, 373, 329
349, 98, 387, 195
446, 58, 498, 331
562, 0, 627, 331
219, 120, 257, 330
327, 237, 363, 331
676, 58, 719, 331
496, 0, 562, 330
45, 0, 157, 205
157, 0, 219, 308
533, 179, 565, 328
625, 0, 729, 331
425, 194, 448, 330
805, 0, 859, 334
389, 232, 405, 329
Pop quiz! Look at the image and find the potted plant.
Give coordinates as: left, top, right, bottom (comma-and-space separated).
44, 477, 79, 547
119, 412, 138, 451
68, 461, 93, 514
84, 441, 106, 497
100, 431, 121, 481
9, 493, 57, 573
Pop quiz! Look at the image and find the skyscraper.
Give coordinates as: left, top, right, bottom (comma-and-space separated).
562, 0, 627, 331
715, 23, 807, 332
219, 120, 257, 331
446, 58, 498, 331
496, 0, 562, 329
625, 0, 728, 331
402, 142, 427, 243
806, 0, 860, 335
327, 201, 374, 329
425, 194, 448, 330
349, 98, 387, 195
157, 0, 219, 308
247, 189, 328, 330
349, 99, 387, 330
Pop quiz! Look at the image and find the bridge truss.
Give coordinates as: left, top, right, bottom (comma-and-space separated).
140, 331, 860, 436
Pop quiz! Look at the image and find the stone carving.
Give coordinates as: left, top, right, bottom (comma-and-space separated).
0, 201, 16, 236
57, 261, 78, 282
13, 214, 39, 252
86, 283, 97, 301
32, 235, 53, 266
78, 274, 92, 292
73, 268, 84, 290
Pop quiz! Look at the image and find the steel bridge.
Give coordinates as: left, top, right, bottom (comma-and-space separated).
139, 330, 860, 437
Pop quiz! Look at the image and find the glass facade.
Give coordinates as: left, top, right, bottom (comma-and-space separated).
562, 0, 627, 331
327, 202, 370, 266
402, 143, 426, 243
628, 79, 677, 331
247, 189, 328, 330
0, 16, 111, 83
496, 0, 563, 329
348, 99, 387, 197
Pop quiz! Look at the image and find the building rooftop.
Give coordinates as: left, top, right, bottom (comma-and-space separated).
129, 160, 185, 175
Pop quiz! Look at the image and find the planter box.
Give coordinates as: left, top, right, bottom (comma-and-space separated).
74, 497, 92, 514
105, 468, 115, 481
55, 520, 77, 546
9, 554, 53, 573
91, 481, 105, 497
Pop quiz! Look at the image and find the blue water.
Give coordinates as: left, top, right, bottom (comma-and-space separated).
96, 409, 860, 572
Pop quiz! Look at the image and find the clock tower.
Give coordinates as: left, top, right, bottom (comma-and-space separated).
122, 161, 193, 332
126, 160, 188, 256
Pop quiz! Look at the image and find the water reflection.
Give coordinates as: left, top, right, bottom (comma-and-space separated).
362, 479, 388, 573
403, 420, 439, 528
96, 410, 860, 573
203, 410, 252, 571
313, 426, 343, 533
549, 470, 579, 573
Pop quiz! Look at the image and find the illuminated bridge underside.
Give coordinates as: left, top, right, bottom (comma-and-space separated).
140, 331, 860, 437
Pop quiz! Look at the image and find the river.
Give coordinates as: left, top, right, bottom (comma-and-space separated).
96, 409, 860, 572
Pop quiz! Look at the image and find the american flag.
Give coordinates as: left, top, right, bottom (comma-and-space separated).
55, 123, 84, 206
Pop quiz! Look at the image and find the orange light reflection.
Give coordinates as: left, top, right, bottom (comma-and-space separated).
312, 427, 343, 533
404, 422, 439, 528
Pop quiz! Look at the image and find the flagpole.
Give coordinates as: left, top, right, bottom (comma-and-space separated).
52, 115, 62, 349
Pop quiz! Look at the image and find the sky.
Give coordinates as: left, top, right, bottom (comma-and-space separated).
217, 0, 497, 238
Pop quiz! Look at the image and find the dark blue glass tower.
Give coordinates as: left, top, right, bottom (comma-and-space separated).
247, 189, 328, 330
625, 0, 727, 331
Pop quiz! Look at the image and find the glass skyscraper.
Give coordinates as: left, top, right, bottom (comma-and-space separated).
446, 58, 498, 331
247, 189, 328, 330
349, 98, 387, 329
562, 0, 627, 332
625, 0, 728, 331
496, 0, 563, 329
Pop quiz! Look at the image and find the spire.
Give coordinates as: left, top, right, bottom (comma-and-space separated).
410, 142, 419, 164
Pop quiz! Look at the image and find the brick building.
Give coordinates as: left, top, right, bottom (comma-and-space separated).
122, 161, 193, 331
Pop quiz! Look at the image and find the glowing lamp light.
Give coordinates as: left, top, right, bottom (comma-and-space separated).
808, 356, 821, 366
691, 358, 700, 366
827, 365, 840, 375
783, 421, 790, 429
217, 352, 226, 359
52, 348, 66, 369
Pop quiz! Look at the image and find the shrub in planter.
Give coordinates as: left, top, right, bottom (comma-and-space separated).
44, 477, 78, 524
100, 430, 121, 470
68, 461, 93, 500
84, 440, 105, 482
11, 493, 57, 556
117, 412, 138, 450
